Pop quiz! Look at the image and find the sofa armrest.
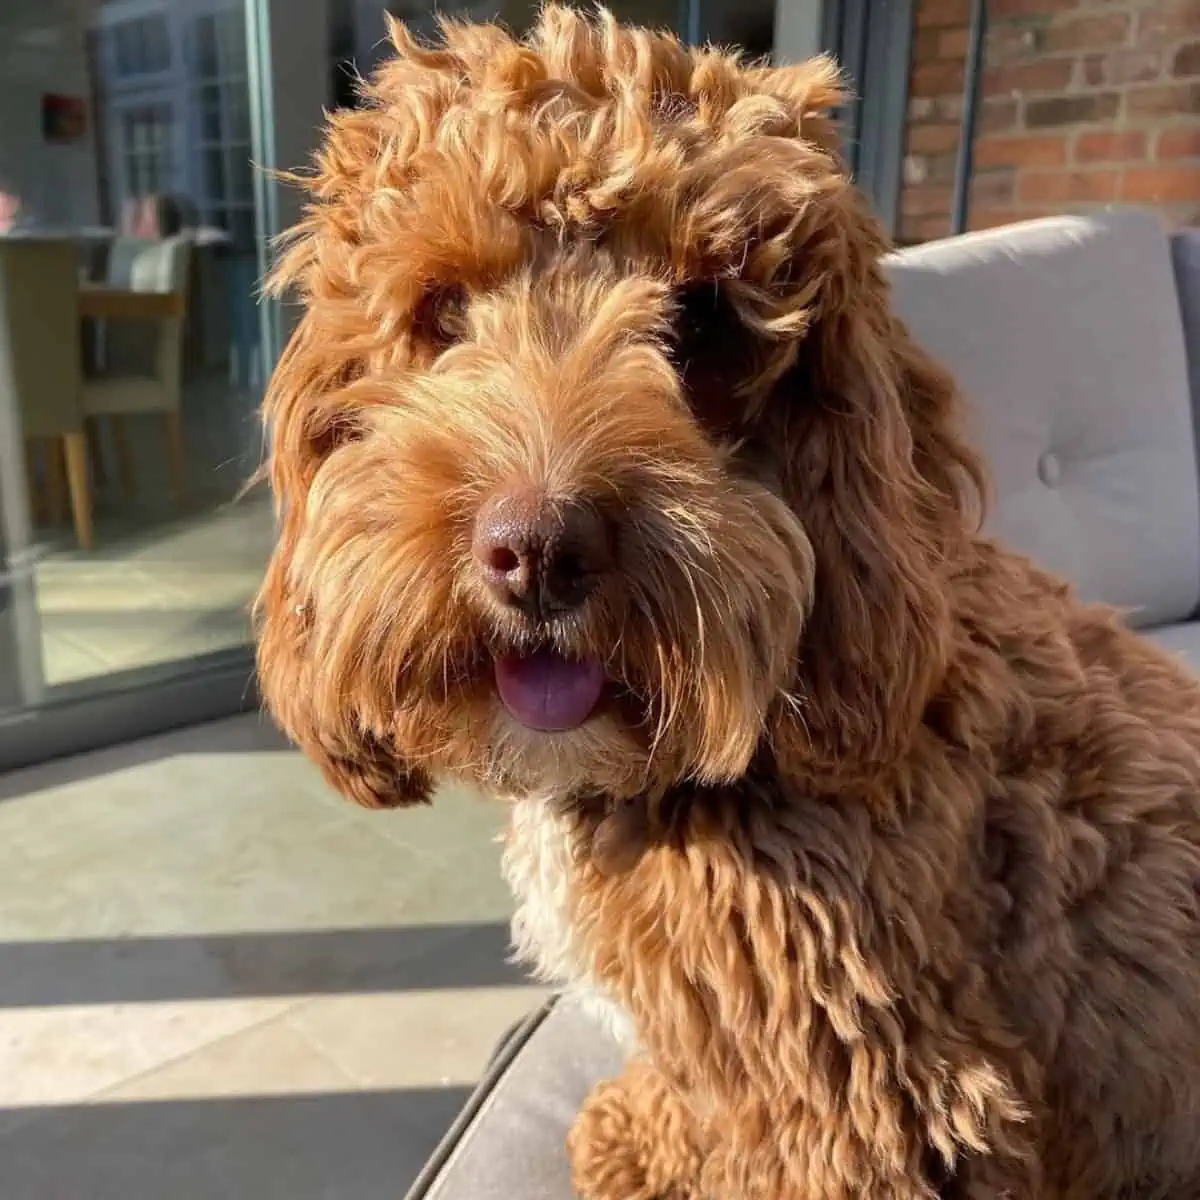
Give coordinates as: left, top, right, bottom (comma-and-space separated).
404, 994, 627, 1200
1171, 229, 1200, 435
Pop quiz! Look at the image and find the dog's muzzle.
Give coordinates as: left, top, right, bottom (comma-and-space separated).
474, 485, 613, 731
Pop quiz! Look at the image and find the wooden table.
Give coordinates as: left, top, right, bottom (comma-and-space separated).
79, 285, 184, 320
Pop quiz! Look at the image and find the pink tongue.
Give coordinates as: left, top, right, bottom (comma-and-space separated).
494, 649, 606, 732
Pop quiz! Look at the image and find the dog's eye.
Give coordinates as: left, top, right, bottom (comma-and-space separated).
415, 283, 469, 351
669, 281, 755, 438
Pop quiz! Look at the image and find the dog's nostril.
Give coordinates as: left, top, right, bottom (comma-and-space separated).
485, 546, 522, 576
552, 552, 584, 584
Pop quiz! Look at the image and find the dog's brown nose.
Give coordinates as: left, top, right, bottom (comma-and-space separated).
473, 489, 612, 617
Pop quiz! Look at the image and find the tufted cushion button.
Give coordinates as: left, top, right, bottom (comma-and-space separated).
1037, 451, 1063, 488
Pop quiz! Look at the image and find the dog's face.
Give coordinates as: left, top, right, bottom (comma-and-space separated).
257, 7, 980, 809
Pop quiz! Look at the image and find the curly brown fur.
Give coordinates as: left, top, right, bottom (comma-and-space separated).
568, 1058, 709, 1200
256, 8, 1200, 1198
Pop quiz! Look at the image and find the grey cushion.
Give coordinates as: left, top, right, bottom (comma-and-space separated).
887, 210, 1200, 629
406, 995, 625, 1200
1145, 621, 1200, 674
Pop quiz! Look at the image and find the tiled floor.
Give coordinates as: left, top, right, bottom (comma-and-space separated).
20, 371, 271, 690
33, 494, 273, 687
0, 715, 548, 1197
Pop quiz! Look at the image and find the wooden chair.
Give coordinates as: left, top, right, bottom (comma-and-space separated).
81, 234, 193, 507
0, 239, 92, 550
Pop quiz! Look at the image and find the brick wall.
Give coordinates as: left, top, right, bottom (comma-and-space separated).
899, 0, 1200, 244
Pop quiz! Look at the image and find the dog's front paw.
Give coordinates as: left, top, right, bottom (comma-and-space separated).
568, 1063, 705, 1200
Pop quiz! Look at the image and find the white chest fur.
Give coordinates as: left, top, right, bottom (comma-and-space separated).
501, 795, 638, 1049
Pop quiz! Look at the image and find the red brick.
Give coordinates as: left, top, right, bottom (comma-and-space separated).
1018, 168, 1120, 204
1025, 91, 1120, 127
907, 123, 962, 155
967, 209, 1045, 232
923, 154, 960, 184
912, 29, 943, 62
1137, 5, 1200, 48
986, 23, 1042, 65
897, 213, 953, 245
1158, 127, 1200, 160
983, 58, 1074, 96
1080, 49, 1163, 87
974, 133, 1068, 168
904, 156, 928, 187
909, 94, 967, 123
1062, 170, 1121, 202
938, 27, 971, 58
1125, 82, 1200, 119
1120, 165, 1200, 203
911, 60, 966, 96
1174, 41, 1200, 78
1017, 173, 1066, 205
901, 184, 955, 217
1081, 55, 1104, 87
1042, 13, 1130, 53
980, 97, 1020, 133
904, 156, 959, 188
1075, 130, 1148, 163
915, 0, 970, 30
935, 95, 967, 122
990, 0, 1078, 15
971, 169, 1017, 206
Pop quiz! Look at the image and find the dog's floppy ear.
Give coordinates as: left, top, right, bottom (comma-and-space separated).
254, 316, 433, 810
761, 189, 985, 785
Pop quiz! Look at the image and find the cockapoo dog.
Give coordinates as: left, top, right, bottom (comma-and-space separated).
255, 8, 1200, 1197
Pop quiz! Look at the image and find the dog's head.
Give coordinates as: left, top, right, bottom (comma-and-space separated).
255, 6, 983, 810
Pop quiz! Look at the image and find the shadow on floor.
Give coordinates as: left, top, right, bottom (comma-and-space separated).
0, 922, 524, 1008
0, 713, 289, 802
0, 1086, 473, 1199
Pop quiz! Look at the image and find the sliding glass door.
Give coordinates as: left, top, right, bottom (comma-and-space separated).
0, 0, 274, 770
2, 0, 853, 770
821, 0, 915, 236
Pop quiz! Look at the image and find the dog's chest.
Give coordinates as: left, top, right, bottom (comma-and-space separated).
501, 795, 637, 1047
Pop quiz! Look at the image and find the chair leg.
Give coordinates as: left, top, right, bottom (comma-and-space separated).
62, 432, 94, 551
112, 414, 136, 498
163, 410, 186, 509
45, 438, 68, 526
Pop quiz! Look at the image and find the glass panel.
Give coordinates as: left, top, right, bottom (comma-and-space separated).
229, 152, 253, 203
193, 13, 219, 79
0, 0, 270, 725
226, 86, 249, 141
228, 207, 256, 250
204, 146, 226, 201
199, 84, 224, 140
111, 13, 171, 77
340, 0, 771, 84
217, 6, 248, 73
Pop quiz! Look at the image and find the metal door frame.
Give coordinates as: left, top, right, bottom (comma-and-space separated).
821, 0, 915, 238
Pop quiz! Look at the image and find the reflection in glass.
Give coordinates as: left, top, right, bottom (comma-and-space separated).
332, 0, 776, 106
0, 0, 270, 715
0, 0, 786, 731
